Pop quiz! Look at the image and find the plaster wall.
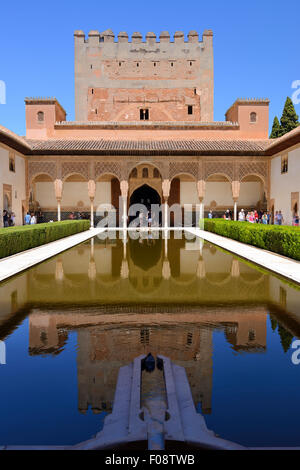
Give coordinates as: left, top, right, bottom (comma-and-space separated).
0, 144, 26, 226
270, 145, 300, 225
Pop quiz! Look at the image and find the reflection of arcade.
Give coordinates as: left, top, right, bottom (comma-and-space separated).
27, 306, 267, 416
20, 237, 270, 303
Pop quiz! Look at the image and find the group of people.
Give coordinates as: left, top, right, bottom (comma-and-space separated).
2, 210, 16, 227
24, 212, 38, 225
68, 212, 90, 221
207, 209, 299, 226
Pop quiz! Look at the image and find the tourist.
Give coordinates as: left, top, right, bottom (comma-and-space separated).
3, 210, 9, 227
277, 211, 284, 226
262, 213, 268, 224
10, 213, 16, 226
248, 211, 255, 223
37, 210, 44, 224
238, 209, 245, 222
24, 212, 31, 225
208, 211, 213, 219
274, 211, 279, 225
30, 213, 37, 225
293, 213, 299, 227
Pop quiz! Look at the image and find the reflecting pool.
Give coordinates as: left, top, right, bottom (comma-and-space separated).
0, 231, 299, 447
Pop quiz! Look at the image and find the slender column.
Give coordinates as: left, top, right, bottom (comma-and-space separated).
120, 181, 129, 230
88, 180, 96, 228
234, 199, 238, 221
197, 180, 206, 228
231, 181, 240, 221
162, 180, 171, 230
54, 179, 63, 222
57, 200, 61, 222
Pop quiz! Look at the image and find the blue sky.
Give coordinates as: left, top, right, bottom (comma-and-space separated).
0, 0, 299, 135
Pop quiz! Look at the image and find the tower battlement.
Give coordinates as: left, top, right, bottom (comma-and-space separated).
74, 29, 213, 45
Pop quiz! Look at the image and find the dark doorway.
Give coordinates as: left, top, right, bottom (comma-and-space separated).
129, 184, 161, 226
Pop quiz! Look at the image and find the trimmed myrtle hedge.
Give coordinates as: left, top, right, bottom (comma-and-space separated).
0, 220, 90, 259
204, 219, 300, 261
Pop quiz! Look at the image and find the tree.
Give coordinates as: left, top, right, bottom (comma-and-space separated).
269, 116, 282, 139
280, 97, 299, 136
278, 324, 294, 353
270, 315, 278, 331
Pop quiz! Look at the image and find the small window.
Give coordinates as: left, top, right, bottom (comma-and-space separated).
190, 61, 193, 66
119, 62, 122, 67
37, 111, 44, 122
248, 329, 256, 342
136, 62, 140, 67
153, 168, 160, 178
250, 112, 257, 123
91, 89, 94, 95
281, 154, 288, 174
9, 153, 15, 172
131, 168, 137, 178
90, 64, 93, 69
142, 168, 149, 178
140, 109, 149, 121
188, 105, 193, 115
171, 62, 174, 67
194, 88, 197, 95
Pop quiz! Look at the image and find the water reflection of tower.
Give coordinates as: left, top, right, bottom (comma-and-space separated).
76, 324, 213, 416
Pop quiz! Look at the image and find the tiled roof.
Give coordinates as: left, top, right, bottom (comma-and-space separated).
265, 125, 300, 155
55, 120, 239, 129
27, 139, 270, 155
0, 125, 31, 153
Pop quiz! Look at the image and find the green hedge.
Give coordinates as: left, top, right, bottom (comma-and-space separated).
203, 219, 300, 261
0, 220, 90, 259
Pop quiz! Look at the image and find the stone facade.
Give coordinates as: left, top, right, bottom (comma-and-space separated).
74, 29, 214, 122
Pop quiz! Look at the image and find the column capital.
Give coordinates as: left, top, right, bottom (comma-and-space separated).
231, 181, 240, 200
120, 180, 129, 198
88, 179, 96, 200
197, 180, 206, 201
162, 179, 171, 199
54, 179, 63, 201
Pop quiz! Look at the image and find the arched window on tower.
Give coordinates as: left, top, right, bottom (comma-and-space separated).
37, 111, 44, 122
250, 112, 257, 123
142, 168, 149, 178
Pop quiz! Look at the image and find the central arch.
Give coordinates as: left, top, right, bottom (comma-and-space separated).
129, 184, 162, 226
130, 184, 161, 209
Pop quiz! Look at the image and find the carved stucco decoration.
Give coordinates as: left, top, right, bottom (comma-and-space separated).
62, 162, 89, 181
238, 162, 268, 183
95, 161, 123, 180
28, 161, 57, 183
126, 160, 166, 180
204, 162, 234, 182
169, 162, 199, 180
